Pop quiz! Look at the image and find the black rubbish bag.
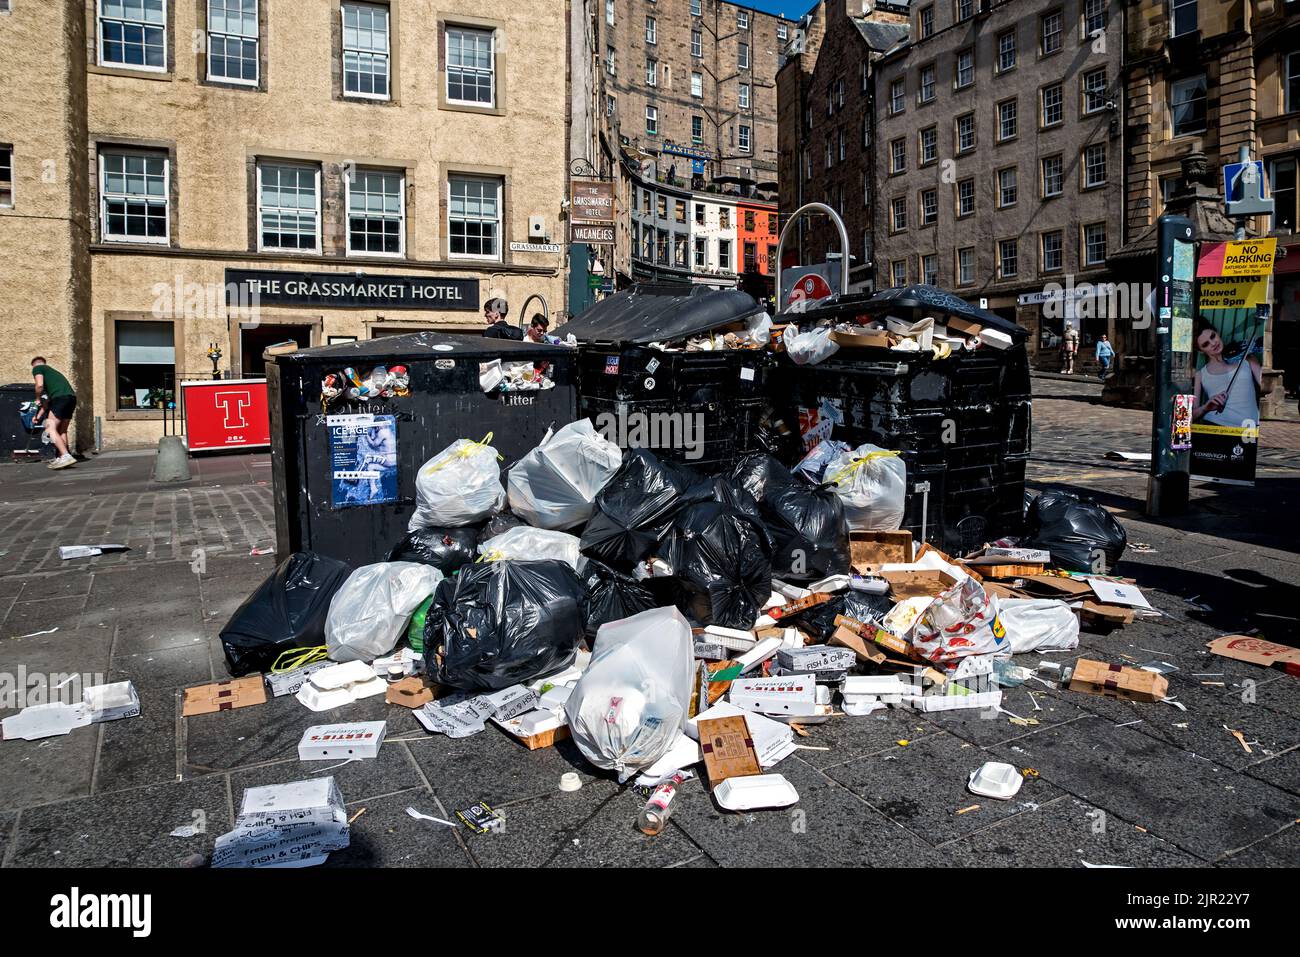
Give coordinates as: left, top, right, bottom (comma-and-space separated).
796, 590, 896, 641
1024, 489, 1127, 573
220, 551, 353, 677
661, 501, 774, 629
424, 559, 589, 691
387, 525, 481, 576
760, 482, 851, 584
729, 453, 795, 503
482, 508, 525, 539
580, 448, 697, 569
581, 560, 662, 638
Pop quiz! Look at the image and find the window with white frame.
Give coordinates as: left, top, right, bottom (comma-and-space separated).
956, 0, 973, 21
1083, 142, 1106, 187
98, 0, 167, 71
646, 15, 656, 43
692, 115, 703, 143
1171, 74, 1206, 135
891, 196, 907, 231
257, 161, 318, 251
607, 94, 615, 115
891, 259, 907, 286
1084, 0, 1107, 35
998, 99, 1018, 140
0, 146, 11, 208
114, 320, 175, 410
692, 30, 702, 57
346, 168, 404, 255
838, 128, 845, 162
998, 238, 1018, 278
1084, 222, 1107, 265
718, 238, 731, 271
825, 138, 832, 168
920, 5, 934, 38
1041, 230, 1063, 271
646, 104, 658, 134
342, 2, 389, 99
915, 127, 935, 164
1041, 10, 1062, 54
921, 188, 937, 225
957, 178, 975, 216
737, 10, 748, 29
778, 22, 787, 41
692, 72, 702, 97
606, 0, 614, 26
955, 48, 974, 88
646, 58, 657, 86
919, 64, 936, 102
956, 113, 975, 152
694, 236, 706, 268
739, 42, 749, 69
957, 247, 974, 284
923, 254, 938, 285
997, 30, 1016, 72
691, 0, 701, 17
1082, 68, 1107, 114
998, 167, 1017, 207
1042, 83, 1063, 126
207, 0, 258, 84
836, 78, 844, 109
1041, 154, 1063, 196
890, 77, 905, 114
739, 83, 750, 109
447, 26, 495, 106
890, 137, 906, 173
606, 46, 615, 74
1287, 53, 1300, 113
100, 149, 169, 243
448, 175, 501, 259
1170, 0, 1196, 37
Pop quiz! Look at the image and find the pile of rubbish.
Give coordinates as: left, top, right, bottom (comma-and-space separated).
169, 416, 1186, 862
777, 306, 1015, 366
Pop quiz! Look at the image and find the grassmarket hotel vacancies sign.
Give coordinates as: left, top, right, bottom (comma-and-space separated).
225, 269, 481, 310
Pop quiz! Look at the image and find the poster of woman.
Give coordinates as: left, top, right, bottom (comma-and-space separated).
1189, 313, 1264, 484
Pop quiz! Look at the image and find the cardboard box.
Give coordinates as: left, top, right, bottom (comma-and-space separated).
697, 715, 762, 786
183, 676, 268, 717
882, 569, 958, 599
945, 317, 983, 337
830, 328, 891, 349
829, 624, 887, 665
729, 675, 820, 716
385, 675, 437, 709
1020, 575, 1095, 599
850, 530, 913, 569
1069, 659, 1168, 703
1207, 635, 1300, 677
1079, 602, 1134, 627
775, 645, 857, 673
298, 720, 387, 761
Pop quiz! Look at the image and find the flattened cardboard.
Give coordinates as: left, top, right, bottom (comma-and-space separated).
830, 328, 892, 349
1020, 575, 1095, 599
946, 317, 983, 337
697, 715, 762, 787
1079, 601, 1134, 626
850, 530, 913, 569
882, 569, 958, 599
183, 676, 267, 717
385, 675, 437, 709
1207, 635, 1300, 677
1069, 659, 1168, 703
829, 624, 887, 665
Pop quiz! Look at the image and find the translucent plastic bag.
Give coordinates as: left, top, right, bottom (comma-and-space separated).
409, 435, 505, 530
565, 606, 695, 782
507, 419, 623, 530
325, 562, 442, 662
785, 325, 840, 365
826, 444, 907, 531
793, 439, 850, 484
477, 526, 584, 573
911, 576, 1009, 665
999, 599, 1079, 654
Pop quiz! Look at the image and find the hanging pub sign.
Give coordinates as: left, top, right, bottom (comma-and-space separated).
226, 269, 480, 310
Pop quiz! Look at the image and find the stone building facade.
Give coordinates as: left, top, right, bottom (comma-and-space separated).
872, 0, 1123, 369
0, 0, 570, 449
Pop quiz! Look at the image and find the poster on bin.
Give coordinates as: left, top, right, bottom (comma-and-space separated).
1191, 266, 1268, 485
327, 413, 398, 508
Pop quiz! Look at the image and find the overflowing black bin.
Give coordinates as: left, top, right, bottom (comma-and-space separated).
265, 332, 577, 567
771, 287, 1032, 554
563, 283, 776, 472
0, 383, 52, 461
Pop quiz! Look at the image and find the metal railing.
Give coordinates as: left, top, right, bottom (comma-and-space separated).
160, 370, 224, 438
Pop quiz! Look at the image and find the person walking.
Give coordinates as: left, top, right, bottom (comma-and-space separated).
1061, 324, 1080, 375
1095, 334, 1114, 380
30, 356, 77, 469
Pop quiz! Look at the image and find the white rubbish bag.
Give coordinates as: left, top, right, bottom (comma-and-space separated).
793, 438, 850, 484
911, 576, 1010, 665
477, 526, 585, 573
409, 436, 505, 530
565, 606, 695, 782
325, 562, 441, 662
999, 599, 1080, 654
826, 443, 907, 531
506, 419, 623, 530
785, 325, 840, 366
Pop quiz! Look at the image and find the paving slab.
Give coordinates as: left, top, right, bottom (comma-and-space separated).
989, 716, 1300, 862
324, 791, 473, 868
0, 725, 98, 811
932, 795, 1203, 868
827, 729, 1063, 845
94, 686, 180, 794
1218, 823, 1300, 868
1, 597, 88, 639
792, 707, 936, 770
669, 755, 940, 867
1242, 747, 1300, 798
0, 809, 16, 865
919, 686, 1089, 748
112, 604, 209, 656
5, 774, 231, 868
110, 643, 213, 691
0, 626, 115, 716
229, 740, 426, 806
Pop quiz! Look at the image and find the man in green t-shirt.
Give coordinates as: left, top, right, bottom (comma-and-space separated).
31, 356, 77, 469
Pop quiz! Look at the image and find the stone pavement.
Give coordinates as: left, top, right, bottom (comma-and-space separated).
0, 384, 1298, 868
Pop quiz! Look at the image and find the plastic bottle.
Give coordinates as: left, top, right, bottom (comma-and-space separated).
637, 772, 688, 836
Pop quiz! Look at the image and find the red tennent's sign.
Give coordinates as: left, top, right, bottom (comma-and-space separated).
181, 379, 271, 451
